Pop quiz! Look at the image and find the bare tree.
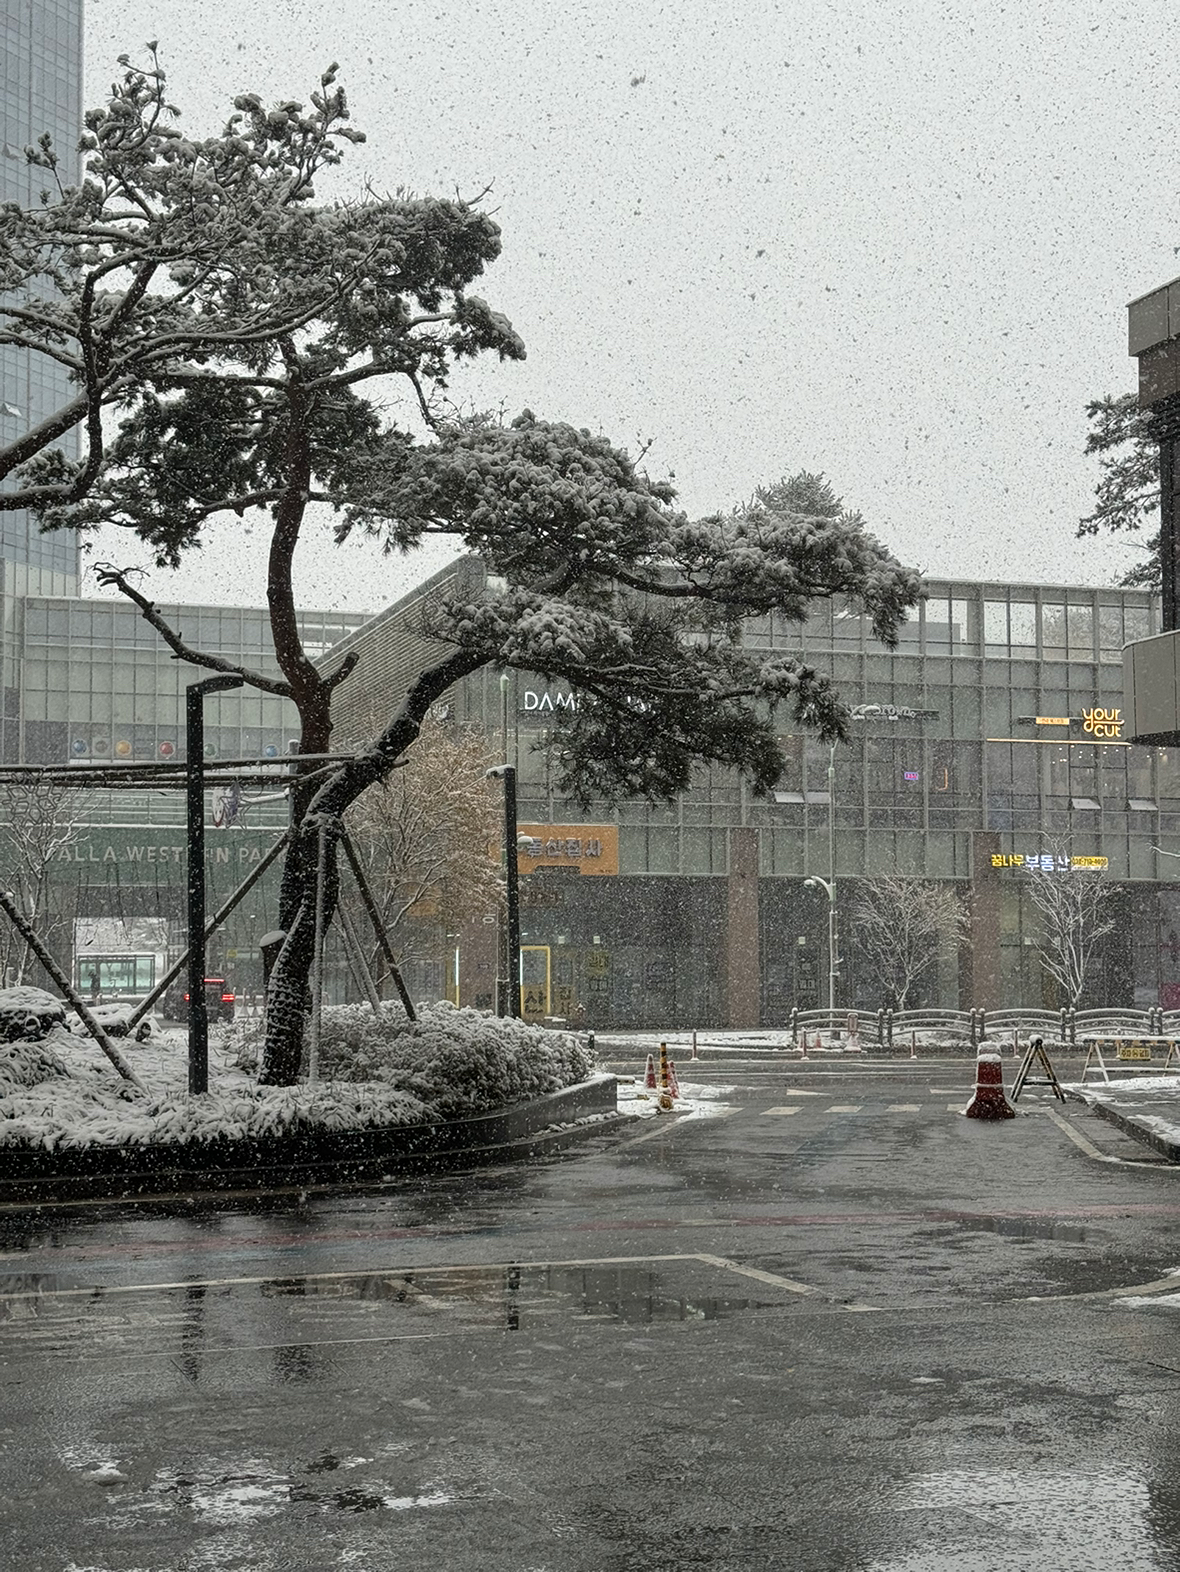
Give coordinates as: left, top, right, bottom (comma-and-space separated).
0, 782, 82, 985
341, 714, 503, 986
851, 876, 967, 1009
1025, 843, 1116, 1007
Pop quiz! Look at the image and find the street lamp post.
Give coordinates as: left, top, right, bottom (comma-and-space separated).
485, 762, 522, 1018
804, 743, 839, 1019
186, 673, 244, 1094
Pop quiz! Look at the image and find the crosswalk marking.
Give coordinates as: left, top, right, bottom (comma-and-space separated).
761, 1106, 801, 1116
886, 1103, 921, 1113
826, 1104, 862, 1113
947, 1102, 965, 1112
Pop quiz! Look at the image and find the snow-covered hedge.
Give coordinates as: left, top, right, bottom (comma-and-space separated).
0, 1029, 70, 1096
0, 1001, 599, 1152
230, 1000, 596, 1121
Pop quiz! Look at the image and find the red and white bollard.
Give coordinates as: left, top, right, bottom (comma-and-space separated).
964, 1050, 1016, 1120
644, 1053, 657, 1090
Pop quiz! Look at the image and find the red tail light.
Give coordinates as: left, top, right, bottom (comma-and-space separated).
221, 993, 234, 1003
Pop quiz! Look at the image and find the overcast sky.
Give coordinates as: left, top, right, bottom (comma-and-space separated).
83, 0, 1180, 613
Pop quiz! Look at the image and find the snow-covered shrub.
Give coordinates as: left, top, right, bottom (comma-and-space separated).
0, 986, 66, 1043
0, 1028, 70, 1095
0, 1079, 432, 1151
311, 1000, 597, 1120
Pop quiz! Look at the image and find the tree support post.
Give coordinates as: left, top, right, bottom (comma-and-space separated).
339, 831, 416, 1020
126, 832, 289, 1030
186, 674, 244, 1094
0, 887, 145, 1088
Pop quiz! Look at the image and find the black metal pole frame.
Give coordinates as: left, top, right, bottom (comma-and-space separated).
502, 764, 522, 1018
186, 674, 244, 1094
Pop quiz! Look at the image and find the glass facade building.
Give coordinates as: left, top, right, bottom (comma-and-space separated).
1, 0, 84, 581
327, 562, 1175, 1025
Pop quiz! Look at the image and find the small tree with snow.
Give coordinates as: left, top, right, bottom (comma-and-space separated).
341, 713, 502, 985
851, 876, 967, 1010
1025, 845, 1115, 1008
0, 781, 81, 987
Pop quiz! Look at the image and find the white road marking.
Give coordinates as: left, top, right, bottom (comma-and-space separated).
0, 1251, 818, 1304
762, 1106, 801, 1116
886, 1104, 921, 1113
693, 1252, 816, 1295
827, 1105, 862, 1113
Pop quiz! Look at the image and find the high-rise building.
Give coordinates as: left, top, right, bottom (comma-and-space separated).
0, 0, 84, 585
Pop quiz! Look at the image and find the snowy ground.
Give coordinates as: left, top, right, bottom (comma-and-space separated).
614, 1074, 737, 1122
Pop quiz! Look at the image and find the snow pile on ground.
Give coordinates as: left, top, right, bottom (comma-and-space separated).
0, 1002, 599, 1152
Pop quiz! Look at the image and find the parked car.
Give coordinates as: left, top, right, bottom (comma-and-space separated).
163, 978, 236, 1024
0, 986, 67, 1042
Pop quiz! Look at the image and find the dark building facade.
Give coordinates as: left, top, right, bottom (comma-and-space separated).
325, 561, 1180, 1027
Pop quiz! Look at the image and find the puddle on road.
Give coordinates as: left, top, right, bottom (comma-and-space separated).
260, 1261, 770, 1329
946, 1215, 1092, 1243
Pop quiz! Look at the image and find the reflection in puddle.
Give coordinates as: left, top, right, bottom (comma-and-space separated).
863, 1467, 1165, 1571
261, 1262, 767, 1329
951, 1216, 1091, 1243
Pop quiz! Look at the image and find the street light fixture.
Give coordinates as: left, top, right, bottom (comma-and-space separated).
485, 762, 522, 1018
802, 742, 840, 1018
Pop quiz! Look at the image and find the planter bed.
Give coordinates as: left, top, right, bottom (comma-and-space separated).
0, 1073, 620, 1206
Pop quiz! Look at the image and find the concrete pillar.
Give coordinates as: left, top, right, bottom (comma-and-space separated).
458, 912, 499, 1012
726, 827, 760, 1027
969, 831, 1003, 1010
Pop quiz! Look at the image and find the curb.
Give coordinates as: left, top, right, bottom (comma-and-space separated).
0, 1074, 621, 1208
1067, 1089, 1180, 1163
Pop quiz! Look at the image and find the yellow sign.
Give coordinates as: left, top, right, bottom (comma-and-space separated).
518, 824, 619, 876
1081, 707, 1122, 739
991, 853, 1109, 871
1034, 716, 1071, 726
1117, 1044, 1153, 1061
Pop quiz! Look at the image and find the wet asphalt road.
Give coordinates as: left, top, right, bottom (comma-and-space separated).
5, 1058, 1180, 1571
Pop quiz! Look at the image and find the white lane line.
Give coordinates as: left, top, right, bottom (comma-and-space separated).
0, 1251, 817, 1304
887, 1104, 921, 1113
693, 1252, 816, 1295
617, 1109, 736, 1147
762, 1107, 801, 1116
827, 1105, 862, 1113
946, 1103, 965, 1112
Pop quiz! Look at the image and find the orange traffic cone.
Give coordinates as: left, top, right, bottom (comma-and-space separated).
668, 1060, 681, 1099
644, 1053, 657, 1090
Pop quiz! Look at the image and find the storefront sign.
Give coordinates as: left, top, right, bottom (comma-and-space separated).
518, 824, 619, 876
521, 689, 577, 713
990, 852, 1109, 872
1081, 707, 1123, 739
1020, 709, 1123, 739
849, 704, 939, 723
